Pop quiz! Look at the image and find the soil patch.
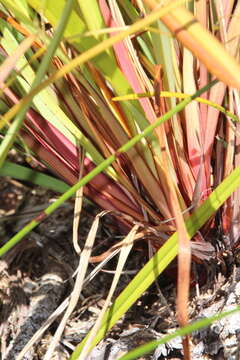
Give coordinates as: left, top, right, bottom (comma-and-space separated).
0, 177, 239, 359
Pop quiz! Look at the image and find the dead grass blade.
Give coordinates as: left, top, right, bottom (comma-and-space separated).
16, 249, 120, 360
107, 0, 156, 125
144, 0, 240, 89
0, 34, 36, 86
195, 0, 208, 125
183, 47, 201, 179
78, 225, 139, 360
154, 158, 191, 359
0, 0, 188, 131
16, 298, 70, 360
72, 150, 85, 254
43, 210, 109, 360
72, 188, 83, 254
0, 9, 42, 48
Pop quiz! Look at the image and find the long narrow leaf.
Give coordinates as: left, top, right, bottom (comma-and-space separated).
0, 161, 70, 193
0, 0, 189, 130
0, 0, 76, 167
145, 0, 240, 89
70, 156, 240, 359
0, 79, 217, 257
119, 306, 240, 360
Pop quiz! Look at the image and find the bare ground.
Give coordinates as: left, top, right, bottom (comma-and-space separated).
0, 177, 240, 360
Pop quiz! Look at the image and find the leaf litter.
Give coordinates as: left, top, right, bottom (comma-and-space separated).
1, 176, 240, 359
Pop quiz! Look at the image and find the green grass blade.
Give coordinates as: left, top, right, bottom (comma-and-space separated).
0, 1, 187, 138
0, 161, 70, 193
70, 235, 178, 359
70, 157, 240, 358
77, 0, 105, 33
0, 0, 76, 168
113, 91, 240, 123
27, 0, 86, 37
0, 25, 106, 170
0, 0, 32, 22
0, 79, 217, 258
119, 306, 240, 360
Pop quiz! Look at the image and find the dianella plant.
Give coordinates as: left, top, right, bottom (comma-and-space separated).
0, 0, 240, 359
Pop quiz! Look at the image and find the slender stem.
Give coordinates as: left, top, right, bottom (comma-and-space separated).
0, 79, 218, 257
0, 0, 76, 167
